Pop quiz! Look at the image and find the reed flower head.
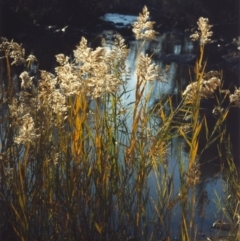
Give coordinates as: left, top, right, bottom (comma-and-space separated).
8, 98, 23, 119
55, 53, 69, 65
137, 54, 161, 82
14, 114, 39, 145
0, 37, 25, 65
229, 87, 240, 107
190, 17, 213, 45
201, 77, 221, 97
183, 75, 221, 101
19, 71, 33, 90
39, 70, 57, 92
26, 54, 37, 63
73, 37, 124, 98
47, 89, 68, 119
55, 59, 81, 96
38, 71, 68, 123
8, 94, 36, 124
105, 33, 129, 75
132, 6, 158, 40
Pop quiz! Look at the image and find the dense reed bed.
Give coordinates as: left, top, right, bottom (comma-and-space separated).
0, 6, 239, 241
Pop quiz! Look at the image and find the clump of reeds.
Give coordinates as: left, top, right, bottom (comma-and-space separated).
0, 6, 239, 241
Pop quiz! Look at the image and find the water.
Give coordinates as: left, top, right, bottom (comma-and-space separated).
100, 13, 138, 29
2, 12, 239, 240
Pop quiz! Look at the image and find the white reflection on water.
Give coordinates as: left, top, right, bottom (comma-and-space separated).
100, 13, 138, 28
174, 44, 181, 55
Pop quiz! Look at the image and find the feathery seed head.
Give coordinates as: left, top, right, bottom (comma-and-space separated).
137, 54, 161, 82
190, 17, 213, 45
47, 89, 68, 119
19, 71, 33, 90
132, 6, 158, 40
229, 87, 240, 107
39, 70, 57, 92
26, 54, 37, 63
72, 35, 126, 98
56, 54, 69, 65
183, 74, 221, 101
55, 53, 84, 96
14, 114, 39, 145
0, 38, 25, 65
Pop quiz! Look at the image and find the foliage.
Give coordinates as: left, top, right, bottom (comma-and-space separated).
0, 6, 239, 241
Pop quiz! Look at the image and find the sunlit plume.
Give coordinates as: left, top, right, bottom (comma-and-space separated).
14, 114, 39, 145
190, 17, 213, 45
132, 6, 158, 40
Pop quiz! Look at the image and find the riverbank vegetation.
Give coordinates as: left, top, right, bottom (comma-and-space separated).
0, 6, 239, 241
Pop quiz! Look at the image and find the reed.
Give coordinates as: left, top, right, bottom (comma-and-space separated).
0, 6, 239, 241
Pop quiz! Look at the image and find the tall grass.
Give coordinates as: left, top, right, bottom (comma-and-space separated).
0, 6, 239, 241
